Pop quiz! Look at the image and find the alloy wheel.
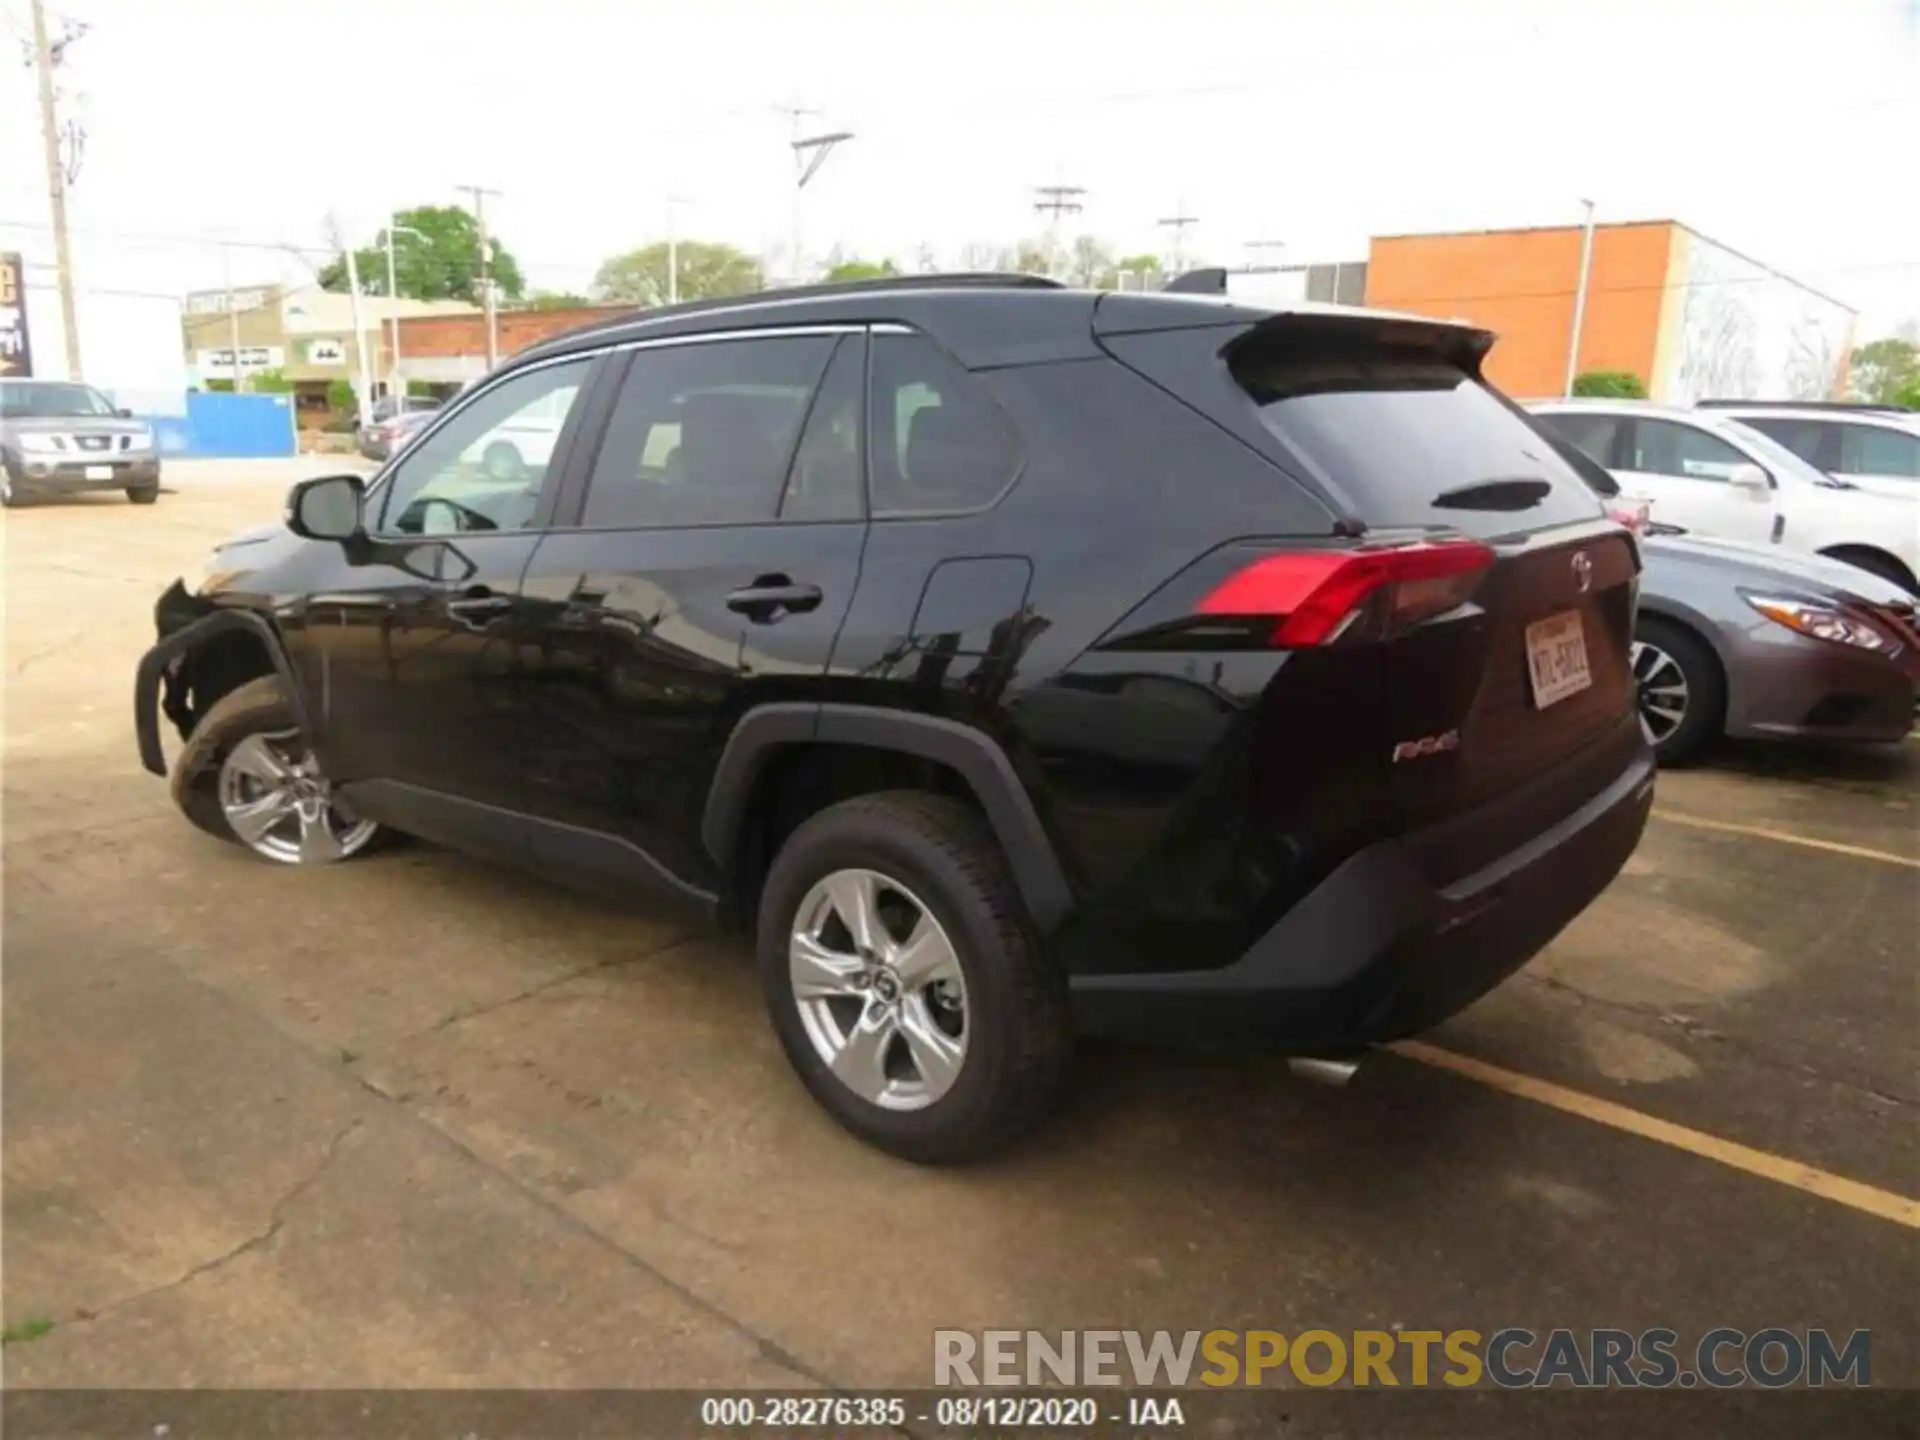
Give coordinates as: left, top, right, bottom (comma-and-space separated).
789, 868, 970, 1112
1630, 640, 1690, 746
216, 728, 379, 865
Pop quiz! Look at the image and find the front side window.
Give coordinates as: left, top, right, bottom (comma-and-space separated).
581, 335, 836, 529
374, 358, 590, 535
1739, 416, 1830, 469
1626, 419, 1750, 481
867, 332, 1021, 515
1839, 424, 1920, 478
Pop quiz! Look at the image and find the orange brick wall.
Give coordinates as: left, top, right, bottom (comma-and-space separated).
1364, 223, 1676, 399
390, 304, 638, 362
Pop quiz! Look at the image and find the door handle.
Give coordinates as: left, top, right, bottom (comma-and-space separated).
445, 588, 514, 624
726, 576, 823, 621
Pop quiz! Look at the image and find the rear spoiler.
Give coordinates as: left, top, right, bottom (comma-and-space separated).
1094, 291, 1496, 373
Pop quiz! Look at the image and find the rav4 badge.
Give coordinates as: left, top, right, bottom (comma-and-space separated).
1391, 730, 1461, 763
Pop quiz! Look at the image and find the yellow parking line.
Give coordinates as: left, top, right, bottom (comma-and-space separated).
1391, 1041, 1920, 1229
1652, 810, 1920, 869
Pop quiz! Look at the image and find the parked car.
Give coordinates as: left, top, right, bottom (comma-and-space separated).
356, 406, 437, 463
1695, 401, 1920, 499
366, 393, 442, 427
1, 378, 161, 506
1528, 399, 1919, 592
1538, 432, 1916, 762
133, 276, 1653, 1161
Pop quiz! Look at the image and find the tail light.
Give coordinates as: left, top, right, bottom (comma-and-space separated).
1604, 497, 1651, 534
1196, 538, 1495, 648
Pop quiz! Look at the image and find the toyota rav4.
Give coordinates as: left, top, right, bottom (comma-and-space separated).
133, 274, 1654, 1161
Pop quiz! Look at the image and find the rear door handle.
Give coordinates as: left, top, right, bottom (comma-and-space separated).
726, 577, 822, 621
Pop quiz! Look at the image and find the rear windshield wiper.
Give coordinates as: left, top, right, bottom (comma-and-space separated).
1430, 476, 1552, 511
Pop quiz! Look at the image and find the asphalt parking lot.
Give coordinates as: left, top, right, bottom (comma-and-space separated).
3, 468, 1915, 1414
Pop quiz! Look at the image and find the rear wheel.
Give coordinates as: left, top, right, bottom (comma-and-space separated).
1631, 617, 1723, 766
171, 676, 381, 863
757, 792, 1073, 1163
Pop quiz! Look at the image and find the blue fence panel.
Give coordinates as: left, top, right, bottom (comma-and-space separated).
175, 391, 297, 458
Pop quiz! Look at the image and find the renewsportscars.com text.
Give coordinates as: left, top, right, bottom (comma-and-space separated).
933, 1327, 1872, 1389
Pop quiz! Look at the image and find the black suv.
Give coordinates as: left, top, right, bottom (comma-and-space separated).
134, 275, 1654, 1161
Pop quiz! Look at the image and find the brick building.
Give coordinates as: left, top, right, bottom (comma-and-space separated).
385, 304, 639, 386
1364, 221, 1856, 404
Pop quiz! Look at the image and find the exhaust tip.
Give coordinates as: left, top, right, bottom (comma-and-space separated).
1287, 1053, 1366, 1088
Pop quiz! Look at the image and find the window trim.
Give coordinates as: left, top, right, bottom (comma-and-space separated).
552, 326, 862, 534
775, 331, 869, 523
863, 325, 1027, 523
363, 349, 606, 537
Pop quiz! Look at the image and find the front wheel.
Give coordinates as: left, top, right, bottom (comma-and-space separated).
757, 792, 1073, 1163
171, 676, 381, 863
1631, 618, 1724, 766
126, 484, 159, 505
481, 441, 524, 482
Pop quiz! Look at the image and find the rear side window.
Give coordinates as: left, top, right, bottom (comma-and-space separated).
582, 335, 834, 529
868, 332, 1020, 516
1839, 423, 1920, 478
1229, 342, 1603, 537
1533, 411, 1625, 470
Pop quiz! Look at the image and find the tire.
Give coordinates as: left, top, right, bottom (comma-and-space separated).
1631, 617, 1724, 767
757, 791, 1073, 1163
170, 675, 382, 863
126, 484, 159, 505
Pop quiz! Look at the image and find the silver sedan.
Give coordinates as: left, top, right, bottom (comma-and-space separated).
1634, 533, 1917, 763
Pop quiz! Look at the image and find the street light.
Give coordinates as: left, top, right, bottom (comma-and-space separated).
790, 128, 852, 284
385, 217, 426, 397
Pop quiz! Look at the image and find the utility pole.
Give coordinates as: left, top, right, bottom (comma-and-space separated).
1565, 198, 1598, 397
665, 194, 692, 306
779, 100, 851, 285
1158, 204, 1199, 276
30, 0, 82, 377
1033, 184, 1086, 275
343, 244, 371, 428
385, 217, 423, 396
457, 183, 503, 366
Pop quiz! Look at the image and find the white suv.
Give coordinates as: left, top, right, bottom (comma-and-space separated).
1528, 400, 1919, 592
1695, 403, 1920, 500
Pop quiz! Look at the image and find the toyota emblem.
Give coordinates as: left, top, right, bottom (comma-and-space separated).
1571, 551, 1593, 593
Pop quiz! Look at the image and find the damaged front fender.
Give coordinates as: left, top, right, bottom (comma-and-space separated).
133, 585, 310, 776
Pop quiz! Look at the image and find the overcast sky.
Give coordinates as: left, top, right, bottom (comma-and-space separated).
3, 0, 1917, 344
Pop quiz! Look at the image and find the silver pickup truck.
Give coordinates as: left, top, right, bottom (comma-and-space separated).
1, 377, 161, 507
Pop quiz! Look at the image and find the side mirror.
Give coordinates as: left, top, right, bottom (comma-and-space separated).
1728, 462, 1772, 496
286, 473, 366, 541
114, 406, 134, 418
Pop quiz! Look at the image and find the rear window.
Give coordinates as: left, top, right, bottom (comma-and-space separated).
1229, 345, 1605, 537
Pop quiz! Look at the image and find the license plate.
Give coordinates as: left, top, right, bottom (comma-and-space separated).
1525, 610, 1592, 709
84, 464, 114, 480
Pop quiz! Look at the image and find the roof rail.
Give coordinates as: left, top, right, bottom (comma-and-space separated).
524, 272, 1067, 348
1697, 399, 1915, 414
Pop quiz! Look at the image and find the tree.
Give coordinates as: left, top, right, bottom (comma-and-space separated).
824, 257, 899, 283
1004, 239, 1053, 277
592, 240, 762, 305
325, 378, 356, 412
1572, 370, 1649, 399
1064, 235, 1114, 289
516, 290, 593, 310
1102, 252, 1165, 290
1848, 337, 1920, 405
319, 205, 524, 304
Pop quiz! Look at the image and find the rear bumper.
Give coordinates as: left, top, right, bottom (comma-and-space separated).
1069, 727, 1655, 1049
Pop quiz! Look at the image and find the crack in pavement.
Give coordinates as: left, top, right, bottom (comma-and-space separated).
1514, 970, 1914, 1108
421, 931, 708, 1039
63, 1119, 363, 1330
